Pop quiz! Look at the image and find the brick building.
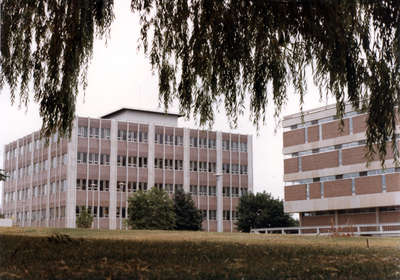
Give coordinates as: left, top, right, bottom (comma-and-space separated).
2, 108, 253, 231
283, 104, 400, 233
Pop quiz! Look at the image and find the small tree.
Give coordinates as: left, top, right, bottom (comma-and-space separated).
128, 188, 176, 230
236, 192, 297, 232
173, 189, 202, 231
76, 207, 93, 228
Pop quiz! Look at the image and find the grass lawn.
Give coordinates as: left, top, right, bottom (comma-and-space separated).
0, 227, 399, 279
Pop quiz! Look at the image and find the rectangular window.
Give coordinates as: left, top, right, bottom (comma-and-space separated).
208, 162, 216, 173
175, 160, 183, 170
89, 127, 99, 138
190, 161, 198, 172
190, 185, 198, 195
175, 135, 183, 146
127, 131, 137, 142
223, 210, 230, 220
232, 187, 239, 197
231, 141, 239, 151
139, 131, 148, 143
208, 139, 216, 149
231, 164, 239, 174
165, 134, 174, 145
77, 152, 87, 163
209, 210, 216, 220
209, 186, 216, 196
118, 130, 127, 141
223, 187, 230, 197
88, 153, 99, 164
223, 163, 230, 174
155, 133, 164, 144
199, 185, 207, 196
78, 126, 88, 137
117, 155, 126, 166
128, 156, 137, 167
100, 154, 110, 165
101, 128, 110, 139
190, 137, 198, 147
222, 140, 230, 151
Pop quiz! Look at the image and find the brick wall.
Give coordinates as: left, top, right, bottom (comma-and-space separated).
355, 176, 382, 195
302, 151, 339, 171
338, 213, 376, 225
307, 125, 319, 142
386, 173, 400, 192
309, 182, 321, 199
322, 119, 349, 140
342, 146, 367, 165
379, 211, 400, 223
285, 185, 306, 201
324, 179, 352, 197
302, 215, 333, 226
352, 115, 367, 134
283, 129, 305, 147
284, 158, 299, 174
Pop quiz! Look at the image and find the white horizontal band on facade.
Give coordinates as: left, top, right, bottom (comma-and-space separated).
284, 191, 400, 213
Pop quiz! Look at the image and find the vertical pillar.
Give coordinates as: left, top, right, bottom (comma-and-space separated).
247, 135, 254, 193
147, 124, 155, 189
109, 119, 118, 229
216, 131, 223, 233
183, 128, 190, 193
66, 118, 78, 228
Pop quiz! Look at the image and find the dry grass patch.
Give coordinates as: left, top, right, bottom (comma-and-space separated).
0, 227, 399, 279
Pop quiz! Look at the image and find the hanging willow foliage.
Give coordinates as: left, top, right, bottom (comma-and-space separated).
0, 0, 114, 138
131, 0, 400, 165
2, 1, 400, 166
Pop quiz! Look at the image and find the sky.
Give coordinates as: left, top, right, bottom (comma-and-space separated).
0, 0, 334, 204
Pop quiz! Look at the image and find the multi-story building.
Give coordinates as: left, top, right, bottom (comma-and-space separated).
2, 108, 253, 231
283, 104, 400, 233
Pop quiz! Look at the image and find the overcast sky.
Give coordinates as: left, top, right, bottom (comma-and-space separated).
1, 0, 334, 204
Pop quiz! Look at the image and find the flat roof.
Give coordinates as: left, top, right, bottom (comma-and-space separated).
100, 108, 183, 119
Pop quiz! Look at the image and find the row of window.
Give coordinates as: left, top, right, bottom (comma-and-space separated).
154, 158, 183, 170
155, 134, 184, 145
189, 161, 216, 172
222, 140, 248, 152
8, 207, 241, 222
222, 163, 248, 174
189, 185, 248, 197
76, 206, 112, 218
117, 130, 148, 142
287, 139, 368, 159
4, 180, 67, 203
78, 127, 111, 139
190, 137, 217, 149
302, 206, 400, 217
10, 207, 66, 223
5, 133, 61, 160
7, 154, 68, 181
117, 155, 148, 167
286, 111, 360, 132
154, 183, 183, 194
287, 167, 400, 186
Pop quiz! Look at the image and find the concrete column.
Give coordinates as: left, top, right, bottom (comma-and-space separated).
216, 131, 223, 232
66, 118, 78, 228
147, 124, 155, 189
247, 135, 254, 193
183, 128, 190, 192
46, 136, 52, 227
109, 119, 118, 229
